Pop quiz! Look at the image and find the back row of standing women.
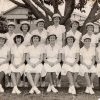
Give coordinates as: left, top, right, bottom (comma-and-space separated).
0, 13, 99, 95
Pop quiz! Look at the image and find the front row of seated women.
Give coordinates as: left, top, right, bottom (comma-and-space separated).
0, 33, 99, 95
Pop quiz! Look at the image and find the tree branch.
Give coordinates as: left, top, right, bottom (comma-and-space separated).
32, 0, 53, 17
9, 0, 26, 7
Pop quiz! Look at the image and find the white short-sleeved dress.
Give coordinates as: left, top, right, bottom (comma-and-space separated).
25, 44, 44, 74
79, 47, 96, 76
44, 44, 62, 76
5, 33, 16, 48
82, 33, 98, 48
66, 30, 82, 47
96, 46, 100, 77
0, 45, 10, 74
10, 44, 26, 75
61, 45, 80, 75
47, 25, 66, 47
31, 28, 48, 45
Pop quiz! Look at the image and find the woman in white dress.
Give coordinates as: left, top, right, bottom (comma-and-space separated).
25, 34, 44, 94
10, 34, 26, 94
44, 34, 62, 93
61, 35, 80, 95
0, 34, 10, 92
80, 36, 96, 94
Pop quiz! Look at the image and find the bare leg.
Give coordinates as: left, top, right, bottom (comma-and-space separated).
34, 73, 40, 86
90, 73, 96, 86
11, 73, 17, 86
16, 73, 21, 86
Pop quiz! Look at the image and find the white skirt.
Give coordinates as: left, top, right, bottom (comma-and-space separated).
61, 63, 79, 75
10, 64, 25, 75
25, 63, 43, 74
79, 64, 96, 76
43, 63, 61, 76
0, 63, 10, 74
96, 63, 100, 77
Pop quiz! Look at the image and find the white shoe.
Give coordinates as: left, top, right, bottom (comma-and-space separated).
57, 80, 61, 87
85, 87, 89, 94
89, 87, 95, 95
14, 86, 21, 94
29, 88, 34, 94
12, 88, 16, 94
0, 84, 4, 93
33, 86, 41, 94
71, 86, 76, 95
51, 85, 58, 93
47, 84, 52, 93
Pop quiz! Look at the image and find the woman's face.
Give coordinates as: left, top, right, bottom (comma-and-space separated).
37, 22, 44, 29
87, 25, 94, 32
32, 36, 40, 45
53, 17, 60, 25
21, 24, 29, 33
67, 37, 74, 46
8, 25, 15, 32
84, 39, 91, 47
0, 38, 5, 46
72, 22, 79, 30
15, 37, 22, 45
49, 35, 56, 44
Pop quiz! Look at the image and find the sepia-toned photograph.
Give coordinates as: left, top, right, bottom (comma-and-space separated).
0, 0, 100, 100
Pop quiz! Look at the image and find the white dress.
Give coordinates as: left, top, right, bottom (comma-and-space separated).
96, 46, 100, 77
0, 45, 10, 74
66, 30, 82, 47
31, 28, 48, 45
10, 44, 26, 75
47, 25, 66, 47
61, 45, 80, 75
79, 46, 96, 76
25, 44, 44, 74
44, 44, 62, 76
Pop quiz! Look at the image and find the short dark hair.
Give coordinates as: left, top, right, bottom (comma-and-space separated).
84, 38, 91, 42
0, 37, 7, 44
13, 35, 24, 44
47, 34, 57, 41
20, 24, 30, 32
71, 21, 79, 28
52, 17, 61, 22
65, 36, 75, 45
31, 35, 41, 44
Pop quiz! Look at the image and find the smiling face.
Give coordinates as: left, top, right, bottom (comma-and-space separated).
66, 37, 74, 46
32, 36, 40, 45
37, 21, 44, 29
84, 38, 91, 47
86, 25, 94, 33
15, 37, 22, 45
8, 25, 15, 32
21, 24, 29, 33
53, 17, 60, 25
0, 37, 6, 46
49, 35, 57, 44
72, 21, 79, 30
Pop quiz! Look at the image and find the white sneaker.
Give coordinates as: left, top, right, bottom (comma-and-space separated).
12, 88, 16, 94
33, 86, 41, 94
14, 86, 21, 94
89, 87, 95, 95
29, 88, 34, 94
85, 87, 89, 94
68, 86, 72, 94
47, 84, 52, 93
71, 86, 76, 95
51, 85, 58, 93
0, 84, 4, 93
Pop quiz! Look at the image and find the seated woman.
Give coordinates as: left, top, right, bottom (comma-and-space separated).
25, 34, 44, 94
0, 34, 10, 92
10, 34, 26, 94
44, 34, 62, 93
80, 36, 96, 95
61, 35, 80, 95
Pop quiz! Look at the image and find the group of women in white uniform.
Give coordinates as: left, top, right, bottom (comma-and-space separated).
0, 13, 100, 95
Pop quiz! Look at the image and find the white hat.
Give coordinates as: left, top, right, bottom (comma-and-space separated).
66, 34, 75, 38
35, 19, 45, 24
8, 22, 16, 26
81, 35, 91, 42
20, 21, 30, 25
86, 22, 94, 27
52, 13, 61, 18
0, 34, 7, 39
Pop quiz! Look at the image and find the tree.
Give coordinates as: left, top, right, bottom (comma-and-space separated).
9, 0, 100, 34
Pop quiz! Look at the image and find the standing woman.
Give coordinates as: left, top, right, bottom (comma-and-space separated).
10, 34, 26, 94
47, 13, 66, 47
0, 34, 10, 92
44, 34, 62, 93
20, 21, 32, 46
61, 35, 80, 95
25, 34, 44, 94
80, 36, 96, 94
66, 20, 82, 48
31, 19, 48, 45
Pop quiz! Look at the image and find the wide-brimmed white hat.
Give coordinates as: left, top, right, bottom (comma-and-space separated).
0, 34, 7, 39
35, 19, 45, 25
86, 22, 94, 27
20, 21, 30, 25
8, 22, 16, 26
81, 35, 91, 42
52, 13, 61, 18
